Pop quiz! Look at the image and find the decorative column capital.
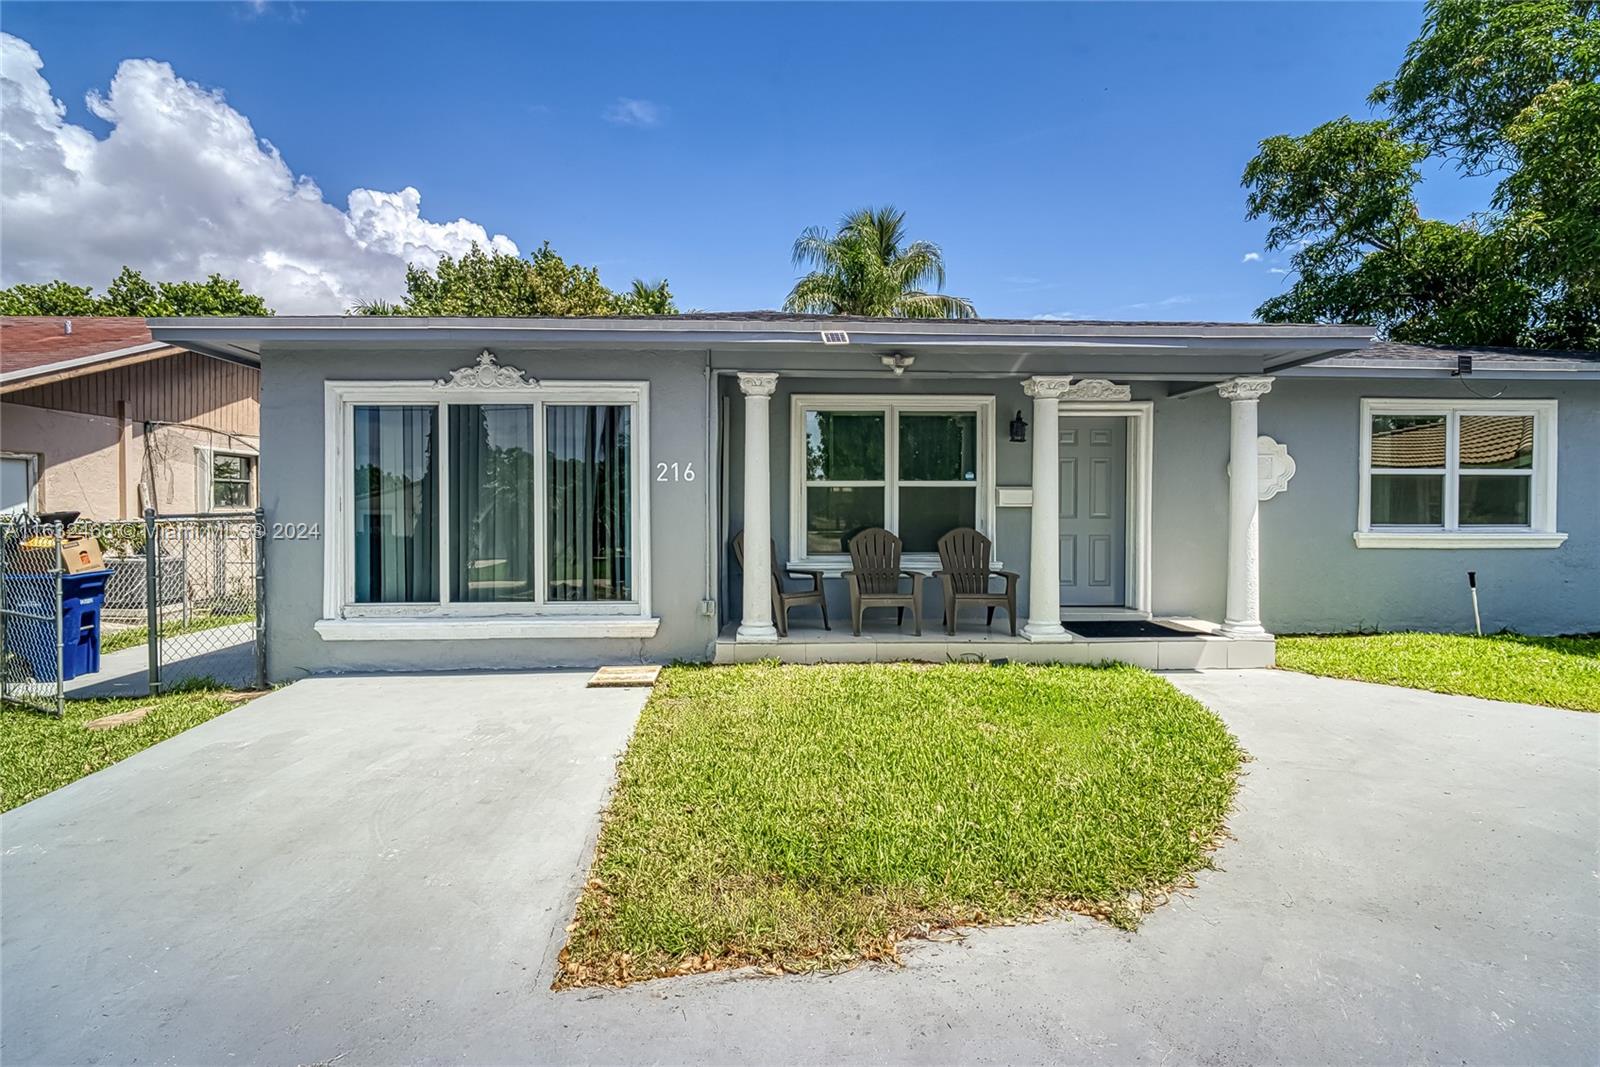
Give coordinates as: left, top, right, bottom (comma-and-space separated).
1022, 375, 1073, 399
737, 372, 779, 397
1064, 378, 1132, 402
1217, 376, 1274, 401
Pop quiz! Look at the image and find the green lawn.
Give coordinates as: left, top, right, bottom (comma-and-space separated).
1, 685, 255, 812
557, 662, 1243, 988
1276, 633, 1600, 712
100, 612, 255, 654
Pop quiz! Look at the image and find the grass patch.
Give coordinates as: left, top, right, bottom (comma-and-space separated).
557, 661, 1243, 987
100, 612, 254, 654
1, 682, 255, 812
1277, 632, 1600, 712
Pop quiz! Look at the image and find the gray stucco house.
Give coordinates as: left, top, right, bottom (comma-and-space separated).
150, 315, 1598, 681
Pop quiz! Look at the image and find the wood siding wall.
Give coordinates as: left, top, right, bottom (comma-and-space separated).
5, 351, 258, 435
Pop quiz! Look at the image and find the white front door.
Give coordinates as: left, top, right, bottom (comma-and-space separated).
1058, 418, 1126, 607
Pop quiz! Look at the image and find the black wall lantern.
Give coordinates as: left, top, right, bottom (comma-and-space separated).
1009, 409, 1028, 443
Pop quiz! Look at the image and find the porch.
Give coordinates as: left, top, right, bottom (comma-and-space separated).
713, 617, 1275, 669
724, 371, 1279, 663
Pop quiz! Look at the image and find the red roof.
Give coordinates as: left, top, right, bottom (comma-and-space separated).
1, 317, 160, 377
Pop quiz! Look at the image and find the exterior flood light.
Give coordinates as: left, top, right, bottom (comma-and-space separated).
879, 353, 915, 376
1010, 409, 1028, 442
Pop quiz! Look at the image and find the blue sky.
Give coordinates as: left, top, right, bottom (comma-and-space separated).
0, 2, 1492, 319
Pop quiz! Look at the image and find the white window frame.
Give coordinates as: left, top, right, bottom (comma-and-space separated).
2, 451, 40, 517
202, 448, 257, 513
788, 394, 997, 571
1355, 398, 1565, 549
316, 378, 656, 640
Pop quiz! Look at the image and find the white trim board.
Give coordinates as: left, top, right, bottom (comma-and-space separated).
314, 617, 660, 641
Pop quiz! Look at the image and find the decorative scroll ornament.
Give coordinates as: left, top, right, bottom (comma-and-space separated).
1217, 375, 1274, 401
436, 350, 536, 390
1064, 378, 1132, 402
1256, 435, 1296, 499
1229, 435, 1297, 500
1022, 375, 1073, 399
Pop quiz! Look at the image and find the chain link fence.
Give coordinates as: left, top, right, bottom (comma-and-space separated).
143, 512, 265, 692
1, 511, 264, 712
0, 523, 66, 716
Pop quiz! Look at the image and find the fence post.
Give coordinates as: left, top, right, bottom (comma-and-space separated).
51, 522, 64, 717
144, 508, 160, 696
253, 508, 267, 690
1, 527, 10, 707
180, 524, 191, 626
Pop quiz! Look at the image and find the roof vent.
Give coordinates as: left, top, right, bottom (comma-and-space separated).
820, 330, 849, 345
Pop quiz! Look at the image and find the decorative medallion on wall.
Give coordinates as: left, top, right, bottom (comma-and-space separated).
1256, 435, 1296, 499
436, 350, 537, 390
1063, 378, 1132, 402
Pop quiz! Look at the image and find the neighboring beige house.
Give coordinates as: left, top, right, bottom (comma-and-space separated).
1, 317, 259, 519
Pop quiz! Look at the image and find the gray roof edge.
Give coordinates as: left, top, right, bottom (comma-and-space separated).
1287, 361, 1600, 379
148, 315, 1375, 349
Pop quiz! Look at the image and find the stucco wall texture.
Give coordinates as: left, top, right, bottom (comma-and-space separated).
261, 346, 715, 680
261, 346, 1596, 681
2, 401, 254, 518
1257, 377, 1597, 635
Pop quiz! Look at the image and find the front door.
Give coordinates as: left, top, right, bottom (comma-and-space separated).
1059, 417, 1126, 607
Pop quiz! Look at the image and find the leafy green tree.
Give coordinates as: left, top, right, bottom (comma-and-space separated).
784, 206, 975, 318
352, 243, 677, 317
0, 280, 99, 316
1244, 0, 1598, 349
0, 267, 271, 316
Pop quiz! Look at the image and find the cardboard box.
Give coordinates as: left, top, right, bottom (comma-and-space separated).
60, 535, 105, 574
18, 534, 105, 574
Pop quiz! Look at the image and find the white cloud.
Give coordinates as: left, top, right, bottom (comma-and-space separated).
1030, 311, 1085, 321
1268, 267, 1289, 274
603, 97, 662, 127
0, 33, 517, 313
1120, 295, 1194, 312
1241, 252, 1261, 263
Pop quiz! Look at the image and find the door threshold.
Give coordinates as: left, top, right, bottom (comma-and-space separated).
1059, 607, 1151, 621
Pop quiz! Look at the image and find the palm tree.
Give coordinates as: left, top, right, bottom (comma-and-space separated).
348, 297, 407, 316
784, 206, 976, 318
617, 278, 677, 315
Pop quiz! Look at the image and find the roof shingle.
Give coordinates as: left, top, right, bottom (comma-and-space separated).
0, 317, 158, 375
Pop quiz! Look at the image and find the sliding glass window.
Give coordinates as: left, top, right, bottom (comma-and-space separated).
340, 386, 643, 615
547, 405, 633, 602
450, 405, 536, 602
352, 405, 439, 603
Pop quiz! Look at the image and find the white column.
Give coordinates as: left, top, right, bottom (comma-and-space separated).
736, 372, 780, 642
1022, 376, 1073, 641
1218, 376, 1274, 636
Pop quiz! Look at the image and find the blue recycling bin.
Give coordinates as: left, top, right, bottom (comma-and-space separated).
3, 569, 113, 682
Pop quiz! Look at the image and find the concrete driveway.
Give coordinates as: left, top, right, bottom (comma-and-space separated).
3, 669, 1596, 1064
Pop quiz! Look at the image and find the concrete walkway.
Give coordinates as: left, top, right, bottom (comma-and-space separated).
65, 621, 257, 697
3, 669, 1596, 1064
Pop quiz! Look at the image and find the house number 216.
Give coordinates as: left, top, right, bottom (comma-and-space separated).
655, 461, 696, 482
